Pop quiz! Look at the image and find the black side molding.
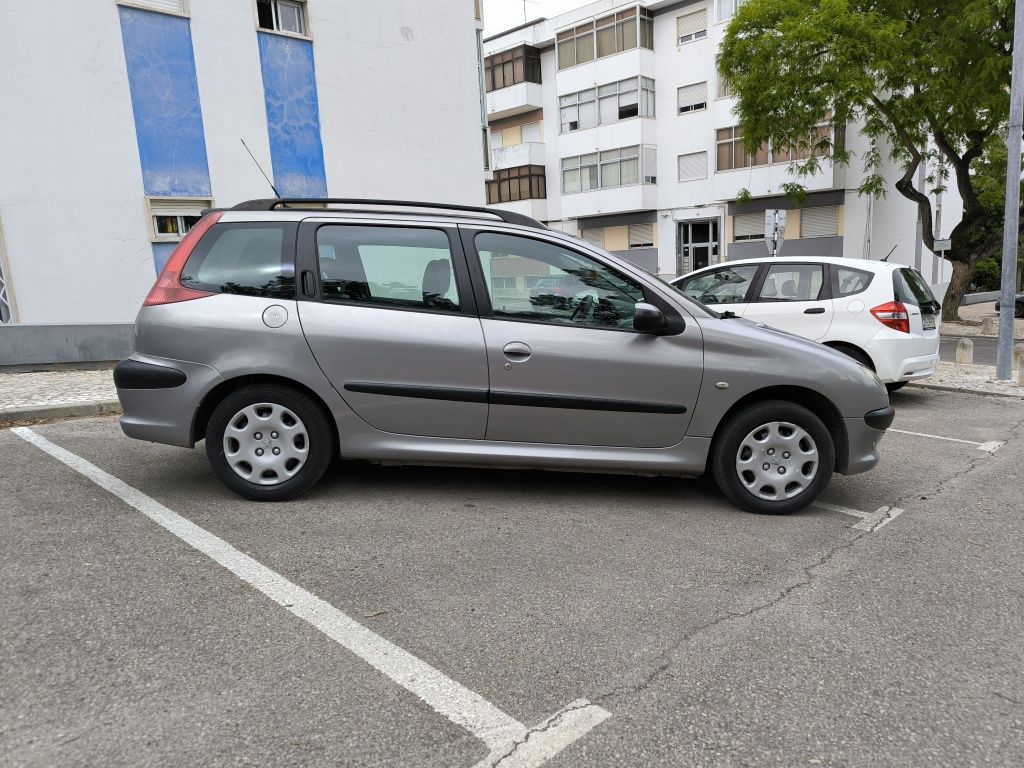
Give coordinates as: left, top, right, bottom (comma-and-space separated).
344, 382, 488, 403
864, 405, 895, 430
489, 390, 686, 414
344, 381, 686, 414
114, 359, 187, 390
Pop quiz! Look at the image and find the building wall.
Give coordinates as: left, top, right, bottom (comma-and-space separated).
0, 0, 484, 327
483, 0, 963, 285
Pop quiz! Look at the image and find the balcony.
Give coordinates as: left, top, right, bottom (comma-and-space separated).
486, 82, 544, 120
491, 141, 546, 171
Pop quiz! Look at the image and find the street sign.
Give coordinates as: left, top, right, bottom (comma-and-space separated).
934, 238, 951, 252
764, 209, 787, 256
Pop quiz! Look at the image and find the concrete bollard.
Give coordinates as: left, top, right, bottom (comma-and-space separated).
955, 337, 974, 365
1014, 343, 1024, 370
982, 316, 996, 335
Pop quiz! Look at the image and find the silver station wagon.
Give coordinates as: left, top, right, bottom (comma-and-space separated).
114, 199, 894, 515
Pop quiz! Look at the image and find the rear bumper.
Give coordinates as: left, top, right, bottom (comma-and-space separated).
894, 351, 939, 381
868, 331, 940, 383
115, 354, 221, 447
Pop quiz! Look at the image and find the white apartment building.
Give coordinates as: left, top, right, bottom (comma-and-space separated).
481, 0, 960, 286
0, 0, 487, 362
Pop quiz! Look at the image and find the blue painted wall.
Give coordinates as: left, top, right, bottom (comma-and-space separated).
257, 33, 328, 197
118, 6, 212, 198
152, 242, 178, 274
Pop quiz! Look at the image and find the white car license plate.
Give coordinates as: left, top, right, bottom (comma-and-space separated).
922, 314, 936, 330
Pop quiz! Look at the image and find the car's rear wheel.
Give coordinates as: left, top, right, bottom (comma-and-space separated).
885, 382, 908, 393
206, 384, 335, 501
830, 343, 874, 371
711, 400, 835, 515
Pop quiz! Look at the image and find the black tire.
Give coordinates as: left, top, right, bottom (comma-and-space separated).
711, 400, 835, 515
885, 382, 908, 393
205, 384, 336, 501
1015, 305, 1024, 319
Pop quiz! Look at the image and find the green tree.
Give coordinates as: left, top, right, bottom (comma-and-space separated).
718, 0, 1014, 321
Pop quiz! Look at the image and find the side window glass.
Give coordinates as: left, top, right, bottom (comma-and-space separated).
315, 226, 459, 312
677, 265, 758, 305
834, 267, 873, 297
181, 224, 293, 298
475, 232, 645, 330
757, 264, 824, 302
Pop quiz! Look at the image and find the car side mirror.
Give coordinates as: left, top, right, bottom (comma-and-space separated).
633, 302, 669, 334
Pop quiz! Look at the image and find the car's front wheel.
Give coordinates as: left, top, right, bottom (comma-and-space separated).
206, 384, 335, 501
711, 400, 835, 515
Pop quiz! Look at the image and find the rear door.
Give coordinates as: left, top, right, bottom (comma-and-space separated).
743, 261, 834, 340
296, 220, 489, 439
673, 263, 761, 317
462, 227, 702, 449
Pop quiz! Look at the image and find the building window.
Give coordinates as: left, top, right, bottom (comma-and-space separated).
256, 0, 307, 36
484, 45, 542, 92
677, 81, 708, 114
717, 0, 745, 22
486, 165, 547, 203
716, 126, 768, 171
148, 198, 213, 242
119, 0, 187, 15
556, 6, 653, 70
732, 212, 764, 241
717, 72, 733, 99
775, 115, 833, 163
628, 223, 654, 248
561, 145, 656, 193
676, 9, 707, 44
678, 151, 708, 182
559, 77, 654, 133
800, 206, 839, 238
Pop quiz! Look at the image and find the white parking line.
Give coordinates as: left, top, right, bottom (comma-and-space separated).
813, 501, 905, 532
888, 428, 1004, 453
12, 427, 610, 767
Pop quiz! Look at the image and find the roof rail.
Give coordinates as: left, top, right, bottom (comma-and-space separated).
229, 198, 547, 230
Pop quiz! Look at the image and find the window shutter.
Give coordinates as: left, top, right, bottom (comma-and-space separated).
677, 81, 707, 110
800, 206, 839, 238
128, 0, 186, 14
149, 198, 209, 217
628, 223, 654, 247
677, 151, 707, 181
581, 228, 605, 247
733, 213, 764, 239
676, 9, 707, 42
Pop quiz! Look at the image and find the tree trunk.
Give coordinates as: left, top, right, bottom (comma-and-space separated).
941, 259, 972, 322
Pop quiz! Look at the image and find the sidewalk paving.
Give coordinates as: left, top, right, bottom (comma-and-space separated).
942, 301, 1024, 340
0, 369, 119, 423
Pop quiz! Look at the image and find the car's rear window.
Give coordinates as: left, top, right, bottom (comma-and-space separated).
893, 267, 937, 307
181, 223, 295, 299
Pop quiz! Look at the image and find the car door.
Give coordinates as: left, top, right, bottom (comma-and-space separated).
296, 220, 489, 439
672, 263, 762, 316
742, 262, 834, 340
462, 227, 703, 449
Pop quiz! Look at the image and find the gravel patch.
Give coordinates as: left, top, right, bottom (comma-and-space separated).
911, 361, 1024, 397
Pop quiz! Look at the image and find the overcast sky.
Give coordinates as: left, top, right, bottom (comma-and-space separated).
482, 0, 586, 36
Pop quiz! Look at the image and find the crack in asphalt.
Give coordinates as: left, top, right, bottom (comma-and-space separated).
488, 700, 594, 768
588, 407, 1024, 711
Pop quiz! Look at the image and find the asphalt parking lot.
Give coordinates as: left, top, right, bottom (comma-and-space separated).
3, 387, 1024, 767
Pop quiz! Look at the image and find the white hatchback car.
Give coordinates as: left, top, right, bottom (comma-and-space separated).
672, 256, 940, 392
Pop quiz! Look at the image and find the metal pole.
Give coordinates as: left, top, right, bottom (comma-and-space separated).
914, 163, 924, 271
997, 0, 1024, 379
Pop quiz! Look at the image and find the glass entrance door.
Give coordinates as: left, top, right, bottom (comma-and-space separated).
676, 219, 720, 275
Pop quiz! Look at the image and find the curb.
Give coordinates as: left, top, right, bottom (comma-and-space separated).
905, 382, 1024, 400
0, 400, 122, 425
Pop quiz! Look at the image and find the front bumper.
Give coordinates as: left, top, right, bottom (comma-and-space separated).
839, 410, 891, 475
115, 354, 221, 447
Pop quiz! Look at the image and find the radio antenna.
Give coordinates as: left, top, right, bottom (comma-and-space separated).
241, 138, 280, 198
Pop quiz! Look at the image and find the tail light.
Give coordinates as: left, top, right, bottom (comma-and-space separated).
870, 301, 910, 333
143, 211, 223, 307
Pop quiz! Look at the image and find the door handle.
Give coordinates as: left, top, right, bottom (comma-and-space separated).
502, 342, 532, 361
301, 270, 317, 297
803, 307, 826, 314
